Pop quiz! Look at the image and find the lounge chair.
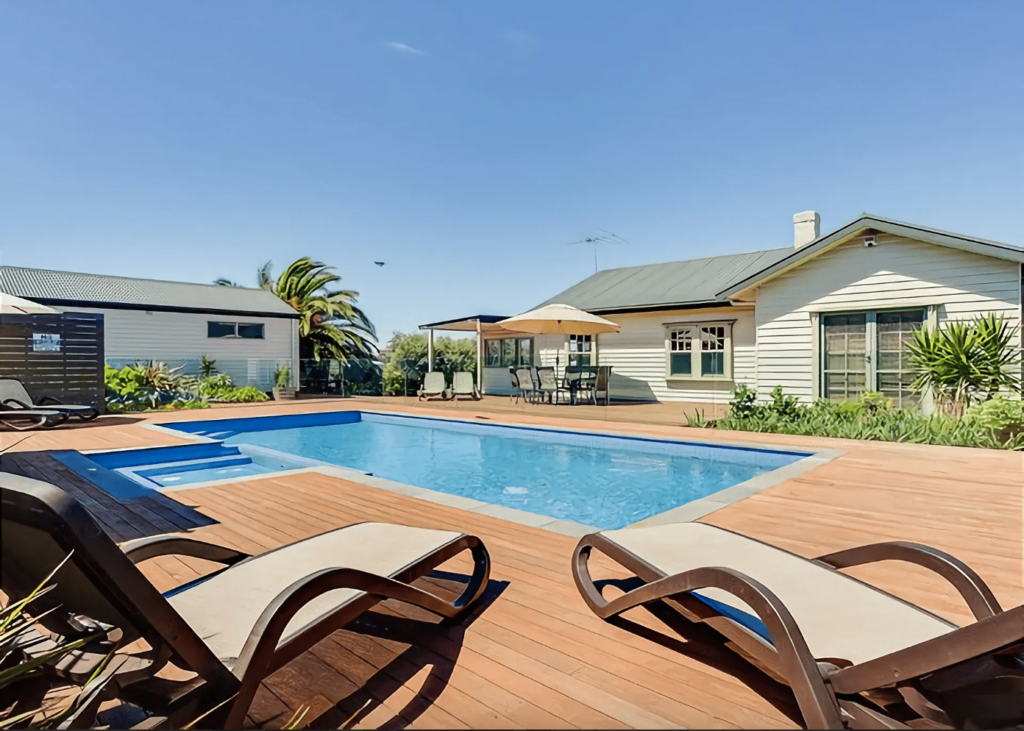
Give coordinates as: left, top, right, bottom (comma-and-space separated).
418, 371, 450, 401
573, 522, 1024, 729
0, 406, 66, 430
0, 377, 100, 421
451, 372, 481, 401
1, 472, 492, 728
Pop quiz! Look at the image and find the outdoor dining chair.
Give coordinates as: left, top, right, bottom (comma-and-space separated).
535, 366, 571, 405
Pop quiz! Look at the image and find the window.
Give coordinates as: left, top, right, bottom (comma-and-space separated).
700, 326, 726, 376
568, 334, 592, 367
237, 323, 265, 339
669, 329, 692, 375
484, 336, 534, 368
207, 321, 265, 339
666, 322, 732, 379
501, 338, 516, 367
821, 309, 924, 408
518, 338, 533, 366
485, 339, 501, 367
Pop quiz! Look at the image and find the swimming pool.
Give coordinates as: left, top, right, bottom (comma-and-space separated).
152, 411, 807, 529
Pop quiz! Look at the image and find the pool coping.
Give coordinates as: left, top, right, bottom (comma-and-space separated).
98, 408, 844, 537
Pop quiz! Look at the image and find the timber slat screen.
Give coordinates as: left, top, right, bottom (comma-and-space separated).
0, 312, 105, 412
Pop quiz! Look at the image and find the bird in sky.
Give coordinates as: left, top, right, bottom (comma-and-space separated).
374, 261, 386, 267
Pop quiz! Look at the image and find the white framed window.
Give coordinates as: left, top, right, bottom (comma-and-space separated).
665, 322, 732, 380
568, 334, 592, 367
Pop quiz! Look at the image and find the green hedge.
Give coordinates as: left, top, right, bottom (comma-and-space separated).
696, 385, 1024, 450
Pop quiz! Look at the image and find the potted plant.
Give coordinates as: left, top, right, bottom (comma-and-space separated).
272, 365, 294, 400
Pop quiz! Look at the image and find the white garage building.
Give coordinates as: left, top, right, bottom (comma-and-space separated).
0, 266, 300, 390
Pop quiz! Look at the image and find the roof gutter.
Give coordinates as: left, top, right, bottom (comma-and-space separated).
28, 298, 301, 319
586, 299, 746, 316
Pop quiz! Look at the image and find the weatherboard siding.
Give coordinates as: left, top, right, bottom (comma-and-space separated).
49, 306, 300, 389
594, 308, 756, 404
753, 234, 1022, 402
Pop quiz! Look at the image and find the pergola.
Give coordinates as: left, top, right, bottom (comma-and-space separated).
418, 314, 523, 394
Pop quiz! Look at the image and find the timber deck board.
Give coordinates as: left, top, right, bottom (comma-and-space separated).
1, 399, 1020, 729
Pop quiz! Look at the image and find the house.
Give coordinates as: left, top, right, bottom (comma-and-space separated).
466, 212, 1024, 411
0, 266, 300, 390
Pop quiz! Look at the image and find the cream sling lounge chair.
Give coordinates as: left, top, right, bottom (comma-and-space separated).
573, 522, 1024, 729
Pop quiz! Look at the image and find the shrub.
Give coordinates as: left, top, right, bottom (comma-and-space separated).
197, 373, 235, 399
104, 362, 203, 412
965, 397, 1024, 444
716, 385, 1024, 450
274, 365, 291, 389
216, 386, 270, 403
199, 355, 218, 378
729, 384, 758, 419
382, 332, 477, 396
907, 313, 1021, 415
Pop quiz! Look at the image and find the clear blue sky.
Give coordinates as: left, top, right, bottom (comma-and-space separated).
2, 1, 1022, 342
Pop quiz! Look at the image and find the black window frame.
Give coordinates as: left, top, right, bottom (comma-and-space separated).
207, 321, 265, 339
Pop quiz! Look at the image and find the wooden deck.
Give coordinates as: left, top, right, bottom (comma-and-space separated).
2, 400, 1021, 729
2, 451, 215, 541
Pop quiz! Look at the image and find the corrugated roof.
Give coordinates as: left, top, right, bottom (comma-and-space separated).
0, 266, 299, 318
538, 248, 792, 312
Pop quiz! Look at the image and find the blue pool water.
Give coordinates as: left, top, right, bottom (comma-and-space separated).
158, 411, 806, 529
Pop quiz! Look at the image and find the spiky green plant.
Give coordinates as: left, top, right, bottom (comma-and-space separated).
906, 314, 1021, 415
259, 258, 377, 362
0, 554, 116, 729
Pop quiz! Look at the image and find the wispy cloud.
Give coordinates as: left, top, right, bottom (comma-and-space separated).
502, 29, 539, 56
383, 41, 424, 56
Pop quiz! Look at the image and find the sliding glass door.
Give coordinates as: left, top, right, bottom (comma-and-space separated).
822, 313, 868, 402
876, 310, 925, 409
822, 309, 925, 408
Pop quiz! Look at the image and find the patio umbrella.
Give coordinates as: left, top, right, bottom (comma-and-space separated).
0, 292, 58, 314
498, 304, 620, 398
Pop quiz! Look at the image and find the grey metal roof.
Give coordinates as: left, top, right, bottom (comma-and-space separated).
0, 266, 299, 318
538, 248, 792, 313
717, 213, 1024, 299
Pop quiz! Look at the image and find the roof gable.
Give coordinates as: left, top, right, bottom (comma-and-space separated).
0, 267, 299, 318
717, 214, 1024, 299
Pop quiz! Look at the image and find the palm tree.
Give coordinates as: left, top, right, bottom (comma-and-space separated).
258, 258, 377, 362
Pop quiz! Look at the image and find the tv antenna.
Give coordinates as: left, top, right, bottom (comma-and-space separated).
566, 229, 630, 273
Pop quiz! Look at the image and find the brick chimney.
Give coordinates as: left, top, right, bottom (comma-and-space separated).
793, 211, 820, 248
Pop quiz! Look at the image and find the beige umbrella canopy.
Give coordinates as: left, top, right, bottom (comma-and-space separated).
0, 292, 59, 314
498, 303, 620, 336
498, 304, 620, 390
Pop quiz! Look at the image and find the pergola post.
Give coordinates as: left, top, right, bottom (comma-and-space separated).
427, 329, 434, 373
476, 318, 483, 394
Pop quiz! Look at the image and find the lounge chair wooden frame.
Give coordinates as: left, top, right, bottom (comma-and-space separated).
573, 527, 1024, 729
2, 474, 492, 729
